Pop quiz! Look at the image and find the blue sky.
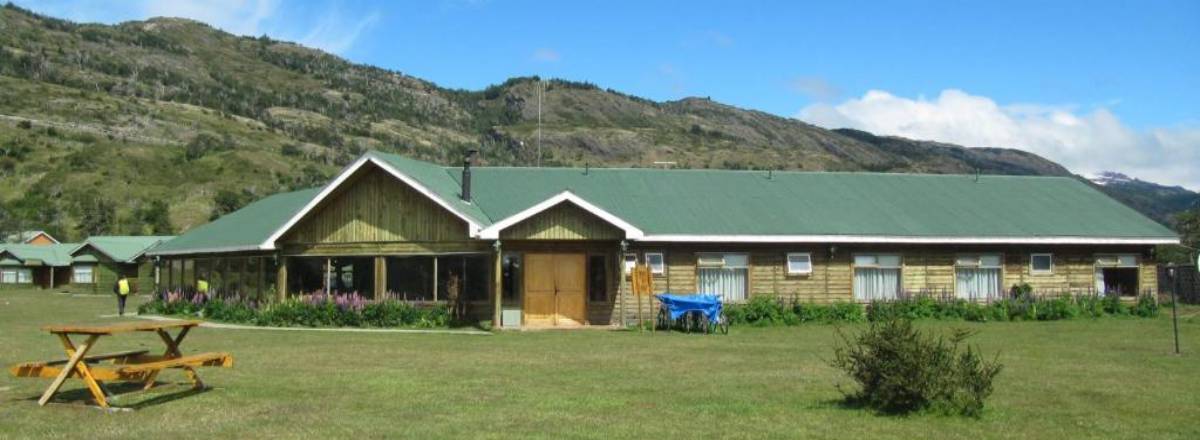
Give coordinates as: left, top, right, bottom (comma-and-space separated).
18, 0, 1200, 188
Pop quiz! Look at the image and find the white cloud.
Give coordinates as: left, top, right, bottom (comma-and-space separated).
788, 76, 840, 101
531, 48, 561, 63
798, 89, 1200, 190
18, 0, 379, 54
143, 0, 279, 36
298, 9, 380, 54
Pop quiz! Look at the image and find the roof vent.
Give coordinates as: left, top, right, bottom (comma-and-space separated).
462, 149, 478, 202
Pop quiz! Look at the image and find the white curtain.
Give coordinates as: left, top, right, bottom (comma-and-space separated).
1095, 269, 1107, 296
955, 268, 1001, 300
854, 268, 900, 301
698, 268, 747, 302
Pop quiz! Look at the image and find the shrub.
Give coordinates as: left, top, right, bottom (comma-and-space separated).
1132, 294, 1159, 318
139, 290, 453, 328
1102, 294, 1129, 316
830, 319, 1003, 416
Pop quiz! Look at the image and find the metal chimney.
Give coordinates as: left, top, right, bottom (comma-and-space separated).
462, 149, 478, 202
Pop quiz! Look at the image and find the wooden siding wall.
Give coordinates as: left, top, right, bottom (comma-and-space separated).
500, 203, 623, 240
282, 165, 469, 245
610, 244, 1160, 325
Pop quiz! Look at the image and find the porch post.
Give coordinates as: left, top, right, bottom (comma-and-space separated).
374, 256, 386, 299
619, 240, 628, 328
493, 240, 503, 329
49, 267, 54, 289
276, 256, 288, 302
324, 257, 331, 294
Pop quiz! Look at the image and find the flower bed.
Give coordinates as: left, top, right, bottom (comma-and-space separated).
138, 290, 452, 328
726, 289, 1160, 326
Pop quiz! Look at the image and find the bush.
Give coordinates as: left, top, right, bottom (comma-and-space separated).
139, 291, 453, 328
831, 319, 1003, 416
1132, 294, 1159, 318
724, 297, 864, 325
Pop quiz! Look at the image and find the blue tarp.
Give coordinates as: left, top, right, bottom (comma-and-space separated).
656, 294, 723, 322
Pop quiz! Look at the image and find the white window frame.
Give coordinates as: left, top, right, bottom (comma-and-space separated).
696, 252, 750, 302
0, 268, 15, 284
786, 252, 813, 275
644, 252, 665, 275
853, 254, 901, 269
1030, 253, 1054, 275
1095, 254, 1138, 268
16, 268, 32, 284
73, 264, 95, 284
955, 254, 1002, 269
852, 253, 903, 301
623, 253, 638, 275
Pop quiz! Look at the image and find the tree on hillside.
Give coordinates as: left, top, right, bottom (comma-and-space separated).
1158, 208, 1200, 264
138, 199, 173, 234
76, 198, 114, 237
209, 189, 252, 220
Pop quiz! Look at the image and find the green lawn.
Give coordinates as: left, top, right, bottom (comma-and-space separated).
1, 289, 1199, 439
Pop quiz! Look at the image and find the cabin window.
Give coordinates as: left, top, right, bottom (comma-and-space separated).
1095, 254, 1139, 297
385, 256, 435, 301
2, 268, 32, 284
73, 265, 95, 284
438, 255, 489, 302
502, 253, 522, 302
1030, 254, 1053, 275
697, 253, 749, 302
954, 254, 1002, 300
786, 253, 812, 275
623, 253, 638, 275
588, 255, 609, 302
853, 254, 901, 301
644, 252, 665, 275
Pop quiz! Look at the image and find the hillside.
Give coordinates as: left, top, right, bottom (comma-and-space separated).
0, 4, 1181, 240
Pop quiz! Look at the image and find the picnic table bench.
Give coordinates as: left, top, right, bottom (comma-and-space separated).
8, 320, 233, 409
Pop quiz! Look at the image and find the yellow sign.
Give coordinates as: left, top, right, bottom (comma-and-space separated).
631, 265, 652, 296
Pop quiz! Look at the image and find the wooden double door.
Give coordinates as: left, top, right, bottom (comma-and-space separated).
523, 253, 587, 327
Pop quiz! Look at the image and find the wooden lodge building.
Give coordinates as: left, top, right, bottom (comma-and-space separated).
146, 151, 1178, 328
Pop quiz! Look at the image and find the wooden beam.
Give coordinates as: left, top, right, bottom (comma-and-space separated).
276, 256, 288, 302
374, 256, 386, 299
493, 241, 503, 328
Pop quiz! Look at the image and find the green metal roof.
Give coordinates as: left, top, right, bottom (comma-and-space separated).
0, 243, 79, 266
72, 236, 175, 263
148, 188, 321, 255
459, 168, 1177, 239
148, 152, 1176, 255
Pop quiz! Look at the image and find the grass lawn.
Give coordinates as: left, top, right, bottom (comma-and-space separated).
2, 289, 1199, 439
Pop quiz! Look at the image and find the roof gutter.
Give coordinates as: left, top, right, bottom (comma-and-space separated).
636, 234, 1180, 245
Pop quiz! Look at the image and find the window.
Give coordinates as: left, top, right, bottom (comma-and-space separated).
1094, 254, 1140, 297
623, 253, 638, 275
17, 268, 32, 284
696, 253, 749, 302
955, 254, 1002, 300
853, 254, 901, 301
644, 252, 665, 275
786, 253, 812, 275
73, 265, 95, 284
2, 268, 32, 284
588, 255, 608, 302
1095, 254, 1137, 267
1030, 254, 1053, 275
501, 253, 522, 302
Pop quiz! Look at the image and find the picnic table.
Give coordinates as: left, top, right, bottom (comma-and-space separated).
8, 320, 233, 409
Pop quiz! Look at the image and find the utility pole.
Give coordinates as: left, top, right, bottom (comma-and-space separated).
536, 79, 544, 167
